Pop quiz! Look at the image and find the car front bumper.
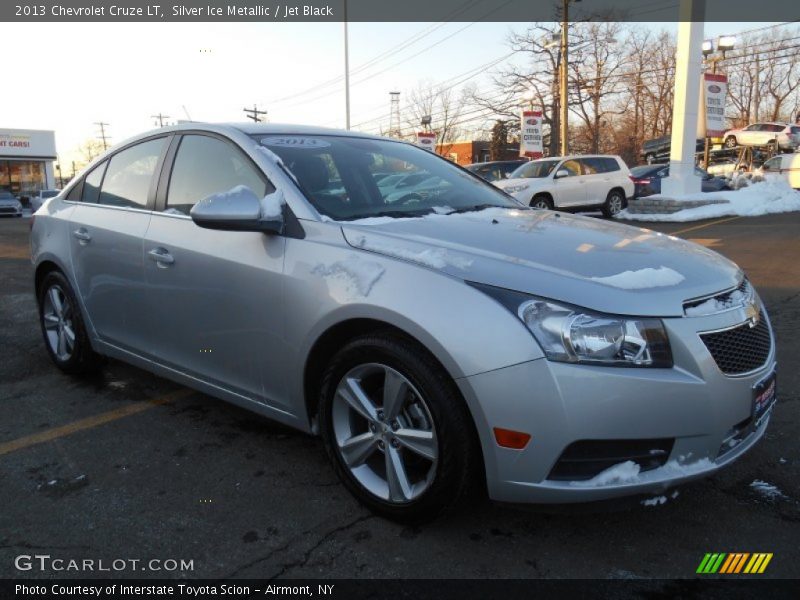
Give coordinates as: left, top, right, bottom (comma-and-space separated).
457, 308, 776, 504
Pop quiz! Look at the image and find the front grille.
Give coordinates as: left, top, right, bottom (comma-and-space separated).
684, 278, 752, 316
547, 438, 674, 481
0, 206, 17, 214
700, 314, 771, 375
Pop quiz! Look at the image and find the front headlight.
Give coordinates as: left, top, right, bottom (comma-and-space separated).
503, 183, 529, 194
472, 283, 672, 368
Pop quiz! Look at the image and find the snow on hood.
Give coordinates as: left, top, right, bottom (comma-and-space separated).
340, 207, 741, 317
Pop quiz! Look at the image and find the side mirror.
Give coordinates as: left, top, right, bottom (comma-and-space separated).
554, 169, 570, 179
190, 186, 284, 234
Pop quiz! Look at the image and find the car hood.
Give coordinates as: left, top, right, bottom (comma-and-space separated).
340, 208, 741, 317
0, 198, 19, 207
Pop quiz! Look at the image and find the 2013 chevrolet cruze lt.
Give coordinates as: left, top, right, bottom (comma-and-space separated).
31, 123, 777, 522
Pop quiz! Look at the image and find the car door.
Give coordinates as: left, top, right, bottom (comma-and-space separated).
551, 159, 586, 208
578, 157, 611, 206
143, 132, 289, 407
68, 136, 168, 353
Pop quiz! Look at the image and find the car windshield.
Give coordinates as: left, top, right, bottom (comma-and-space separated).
254, 135, 520, 220
509, 160, 559, 179
0, 192, 14, 199
630, 165, 659, 177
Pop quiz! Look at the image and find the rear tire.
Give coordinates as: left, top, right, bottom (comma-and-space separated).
319, 332, 480, 523
602, 189, 627, 218
38, 271, 103, 376
530, 194, 554, 210
724, 136, 737, 149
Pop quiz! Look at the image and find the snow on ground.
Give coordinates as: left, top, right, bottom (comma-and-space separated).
312, 256, 385, 299
641, 495, 667, 506
619, 180, 800, 222
590, 266, 685, 290
750, 479, 788, 501
351, 235, 473, 271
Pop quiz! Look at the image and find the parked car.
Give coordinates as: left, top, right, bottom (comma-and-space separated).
30, 189, 62, 212
629, 165, 731, 198
722, 122, 800, 151
641, 136, 705, 164
465, 159, 528, 182
495, 155, 634, 217
0, 191, 23, 217
31, 123, 776, 522
754, 153, 800, 189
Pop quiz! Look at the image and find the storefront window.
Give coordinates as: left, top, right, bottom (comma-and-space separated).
2, 160, 46, 197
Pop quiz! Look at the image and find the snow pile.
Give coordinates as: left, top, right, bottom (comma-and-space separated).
571, 461, 641, 487
432, 205, 456, 215
572, 457, 713, 488
352, 235, 473, 271
750, 479, 788, 502
312, 256, 385, 299
590, 266, 685, 290
260, 190, 285, 219
619, 180, 800, 222
641, 495, 667, 506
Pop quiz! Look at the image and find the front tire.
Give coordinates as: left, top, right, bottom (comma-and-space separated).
530, 194, 554, 210
725, 136, 737, 149
319, 332, 479, 523
602, 189, 627, 218
38, 271, 103, 376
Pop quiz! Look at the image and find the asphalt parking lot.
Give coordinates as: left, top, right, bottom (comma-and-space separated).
1, 211, 798, 580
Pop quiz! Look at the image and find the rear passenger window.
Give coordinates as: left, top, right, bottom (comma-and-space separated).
81, 162, 107, 203
166, 135, 270, 216
98, 138, 166, 209
560, 160, 581, 176
580, 158, 601, 174
602, 158, 620, 172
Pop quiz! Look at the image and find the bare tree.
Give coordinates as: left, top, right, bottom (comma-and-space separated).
403, 80, 467, 156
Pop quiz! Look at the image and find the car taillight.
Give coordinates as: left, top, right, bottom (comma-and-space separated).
629, 176, 651, 185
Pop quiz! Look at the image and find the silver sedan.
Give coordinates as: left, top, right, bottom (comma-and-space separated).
30, 123, 777, 521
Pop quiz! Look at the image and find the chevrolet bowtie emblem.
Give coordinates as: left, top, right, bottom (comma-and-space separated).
745, 302, 760, 328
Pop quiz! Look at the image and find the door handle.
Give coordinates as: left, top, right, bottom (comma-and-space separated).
148, 247, 175, 267
73, 228, 91, 244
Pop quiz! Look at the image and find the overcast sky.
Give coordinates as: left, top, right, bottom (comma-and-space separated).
3, 21, 776, 169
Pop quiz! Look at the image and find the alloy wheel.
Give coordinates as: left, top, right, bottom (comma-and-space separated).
42, 285, 76, 361
608, 193, 624, 215
331, 363, 438, 504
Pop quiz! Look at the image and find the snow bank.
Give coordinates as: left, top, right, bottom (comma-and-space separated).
641, 495, 667, 506
352, 235, 473, 271
590, 266, 685, 290
312, 256, 385, 299
619, 180, 800, 223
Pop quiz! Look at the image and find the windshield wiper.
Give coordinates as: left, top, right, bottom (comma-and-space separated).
448, 203, 506, 214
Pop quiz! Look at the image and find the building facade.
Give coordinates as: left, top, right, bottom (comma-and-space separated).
0, 128, 57, 199
435, 140, 520, 166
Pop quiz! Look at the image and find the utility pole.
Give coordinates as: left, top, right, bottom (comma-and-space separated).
95, 122, 110, 150
151, 113, 170, 127
389, 92, 401, 138
344, 0, 351, 130
243, 105, 268, 123
559, 0, 569, 156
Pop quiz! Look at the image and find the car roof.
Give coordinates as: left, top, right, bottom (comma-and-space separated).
467, 160, 527, 167
531, 154, 620, 162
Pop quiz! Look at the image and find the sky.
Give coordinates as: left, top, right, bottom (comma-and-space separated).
1, 20, 781, 170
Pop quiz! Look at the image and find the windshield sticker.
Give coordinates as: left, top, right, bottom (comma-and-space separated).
261, 136, 331, 149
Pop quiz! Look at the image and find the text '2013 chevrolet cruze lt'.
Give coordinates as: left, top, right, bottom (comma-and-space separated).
30, 123, 777, 522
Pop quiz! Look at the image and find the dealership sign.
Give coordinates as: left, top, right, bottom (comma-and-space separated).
415, 131, 436, 151
0, 129, 56, 158
520, 110, 543, 158
703, 73, 728, 138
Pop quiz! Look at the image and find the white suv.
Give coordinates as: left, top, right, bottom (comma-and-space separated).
494, 155, 634, 217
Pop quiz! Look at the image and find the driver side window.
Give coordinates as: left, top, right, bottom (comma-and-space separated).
165, 135, 271, 216
559, 160, 581, 177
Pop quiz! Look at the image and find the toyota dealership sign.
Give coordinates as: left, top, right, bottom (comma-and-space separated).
520, 110, 543, 158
